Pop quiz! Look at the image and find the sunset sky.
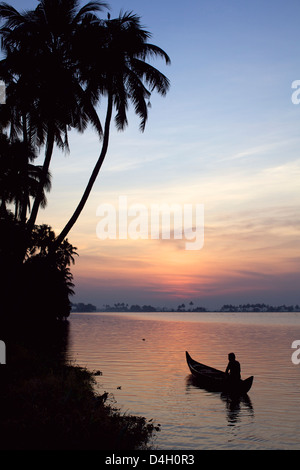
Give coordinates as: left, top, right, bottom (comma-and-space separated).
9, 0, 300, 309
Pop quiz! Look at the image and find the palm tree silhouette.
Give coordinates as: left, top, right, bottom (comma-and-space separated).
0, 0, 106, 236
54, 12, 170, 247
0, 2, 170, 253
0, 133, 51, 223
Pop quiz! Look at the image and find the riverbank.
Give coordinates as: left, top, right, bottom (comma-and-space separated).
0, 330, 158, 450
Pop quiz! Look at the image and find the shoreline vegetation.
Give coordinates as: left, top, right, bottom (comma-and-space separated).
0, 325, 160, 450
72, 301, 300, 313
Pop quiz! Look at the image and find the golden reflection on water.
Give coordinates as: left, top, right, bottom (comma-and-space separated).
68, 312, 300, 450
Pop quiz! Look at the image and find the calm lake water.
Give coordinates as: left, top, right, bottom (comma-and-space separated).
67, 311, 300, 450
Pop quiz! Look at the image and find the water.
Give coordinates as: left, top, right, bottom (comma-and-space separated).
67, 311, 300, 450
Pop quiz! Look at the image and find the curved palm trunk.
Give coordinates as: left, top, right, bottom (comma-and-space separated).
54, 93, 113, 249
20, 113, 29, 226
26, 124, 55, 235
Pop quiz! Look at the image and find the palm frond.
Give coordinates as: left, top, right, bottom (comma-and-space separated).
75, 1, 109, 20
131, 58, 170, 96
125, 68, 150, 132
136, 43, 171, 66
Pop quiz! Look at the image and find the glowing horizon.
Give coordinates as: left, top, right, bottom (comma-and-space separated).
14, 0, 298, 309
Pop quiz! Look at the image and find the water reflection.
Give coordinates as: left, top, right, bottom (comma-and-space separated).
220, 392, 254, 425
186, 374, 254, 427
68, 312, 300, 449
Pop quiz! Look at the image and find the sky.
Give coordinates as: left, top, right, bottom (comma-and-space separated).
5, 0, 300, 309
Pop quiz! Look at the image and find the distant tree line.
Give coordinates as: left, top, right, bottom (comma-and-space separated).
73, 301, 300, 313
101, 303, 157, 312
71, 302, 97, 313
220, 303, 300, 312
98, 301, 207, 312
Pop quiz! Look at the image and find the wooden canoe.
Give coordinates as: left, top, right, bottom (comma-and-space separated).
186, 351, 253, 394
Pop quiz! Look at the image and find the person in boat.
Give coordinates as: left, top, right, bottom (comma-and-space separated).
225, 352, 241, 382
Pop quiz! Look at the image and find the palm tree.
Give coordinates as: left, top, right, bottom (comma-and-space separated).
0, 0, 106, 236
54, 12, 170, 247
0, 133, 51, 222
27, 224, 78, 269
23, 224, 78, 320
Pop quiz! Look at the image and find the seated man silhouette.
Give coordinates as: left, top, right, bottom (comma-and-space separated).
225, 352, 241, 383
